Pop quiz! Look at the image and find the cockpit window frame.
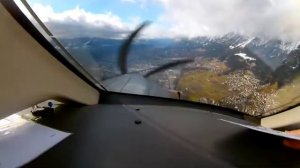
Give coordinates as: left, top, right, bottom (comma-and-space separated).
2, 0, 300, 118
1, 0, 106, 92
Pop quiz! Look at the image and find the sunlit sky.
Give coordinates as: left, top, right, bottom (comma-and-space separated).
15, 0, 300, 41
27, 0, 163, 21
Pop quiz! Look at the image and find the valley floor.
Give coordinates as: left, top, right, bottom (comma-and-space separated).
176, 58, 299, 117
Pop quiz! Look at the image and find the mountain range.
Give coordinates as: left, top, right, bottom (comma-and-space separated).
56, 33, 300, 87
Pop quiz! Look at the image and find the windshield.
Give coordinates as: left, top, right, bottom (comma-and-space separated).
15, 0, 300, 117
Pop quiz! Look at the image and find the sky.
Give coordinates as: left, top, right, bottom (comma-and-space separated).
14, 0, 300, 41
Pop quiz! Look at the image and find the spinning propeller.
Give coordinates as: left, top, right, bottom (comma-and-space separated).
103, 21, 193, 98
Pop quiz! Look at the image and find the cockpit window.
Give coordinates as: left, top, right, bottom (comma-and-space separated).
15, 0, 300, 117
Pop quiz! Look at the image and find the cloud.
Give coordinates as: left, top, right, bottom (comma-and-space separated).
120, 0, 137, 4
16, 2, 135, 38
15, 1, 165, 39
14, 0, 300, 41
154, 0, 300, 41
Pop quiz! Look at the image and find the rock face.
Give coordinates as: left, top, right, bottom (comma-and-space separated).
274, 47, 300, 87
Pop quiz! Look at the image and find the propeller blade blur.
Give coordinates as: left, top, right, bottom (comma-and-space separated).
118, 21, 151, 74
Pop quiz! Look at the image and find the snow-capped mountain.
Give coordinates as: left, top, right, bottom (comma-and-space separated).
54, 33, 300, 85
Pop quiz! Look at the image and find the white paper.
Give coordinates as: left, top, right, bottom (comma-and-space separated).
0, 114, 71, 168
219, 118, 300, 141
